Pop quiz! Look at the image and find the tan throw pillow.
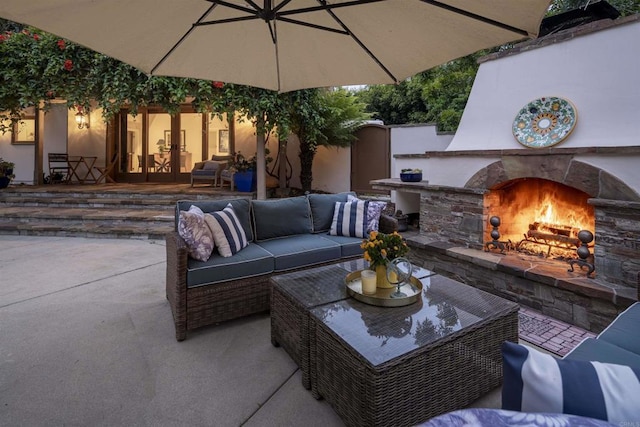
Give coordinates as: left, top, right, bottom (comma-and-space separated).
204, 204, 249, 257
177, 205, 215, 261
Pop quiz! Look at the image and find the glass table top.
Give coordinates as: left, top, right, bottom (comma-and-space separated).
310, 274, 518, 366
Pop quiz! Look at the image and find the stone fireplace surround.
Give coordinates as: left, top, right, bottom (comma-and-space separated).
373, 146, 640, 333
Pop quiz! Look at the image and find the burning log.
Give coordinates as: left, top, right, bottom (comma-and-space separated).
517, 222, 581, 257
526, 230, 580, 247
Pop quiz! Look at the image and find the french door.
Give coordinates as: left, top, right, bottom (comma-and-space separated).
116, 107, 232, 182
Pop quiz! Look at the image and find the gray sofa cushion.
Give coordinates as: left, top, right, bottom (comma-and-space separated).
192, 169, 216, 176
308, 192, 354, 233
596, 303, 640, 356
320, 234, 364, 258
186, 243, 274, 287
564, 337, 640, 369
256, 234, 341, 271
176, 198, 253, 241
252, 196, 312, 241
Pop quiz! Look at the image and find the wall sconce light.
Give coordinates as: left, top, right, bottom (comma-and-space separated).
75, 106, 90, 130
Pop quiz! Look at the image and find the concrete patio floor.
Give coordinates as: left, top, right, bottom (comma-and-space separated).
0, 235, 503, 426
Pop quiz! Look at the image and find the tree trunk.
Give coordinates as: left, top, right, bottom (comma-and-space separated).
299, 141, 315, 192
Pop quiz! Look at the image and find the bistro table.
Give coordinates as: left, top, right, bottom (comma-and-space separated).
67, 156, 98, 183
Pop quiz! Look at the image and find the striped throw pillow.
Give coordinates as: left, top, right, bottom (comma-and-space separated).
347, 194, 387, 232
204, 204, 248, 257
329, 200, 369, 238
502, 341, 640, 423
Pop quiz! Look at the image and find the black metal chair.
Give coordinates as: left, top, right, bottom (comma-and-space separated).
47, 153, 71, 183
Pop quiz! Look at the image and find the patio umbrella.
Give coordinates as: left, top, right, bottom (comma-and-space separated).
0, 0, 551, 93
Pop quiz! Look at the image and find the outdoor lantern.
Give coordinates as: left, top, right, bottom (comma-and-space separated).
75, 106, 89, 130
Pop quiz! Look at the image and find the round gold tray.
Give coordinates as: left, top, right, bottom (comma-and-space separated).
344, 270, 423, 307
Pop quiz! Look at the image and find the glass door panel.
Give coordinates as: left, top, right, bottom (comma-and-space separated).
126, 113, 143, 174
179, 113, 203, 173
148, 112, 172, 177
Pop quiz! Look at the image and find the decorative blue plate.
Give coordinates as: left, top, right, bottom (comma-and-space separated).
512, 97, 577, 148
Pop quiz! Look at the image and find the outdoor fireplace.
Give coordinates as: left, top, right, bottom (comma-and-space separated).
485, 178, 595, 259
373, 16, 640, 332
372, 150, 640, 332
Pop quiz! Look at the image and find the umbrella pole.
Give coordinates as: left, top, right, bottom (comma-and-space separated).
256, 132, 266, 200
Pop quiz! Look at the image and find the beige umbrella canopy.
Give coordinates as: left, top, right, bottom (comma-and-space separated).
0, 0, 551, 92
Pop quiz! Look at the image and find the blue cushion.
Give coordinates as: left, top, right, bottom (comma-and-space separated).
251, 196, 312, 241
255, 234, 341, 271
597, 303, 640, 356
565, 337, 640, 369
176, 198, 253, 241
319, 234, 363, 258
502, 341, 640, 423
191, 169, 216, 177
186, 243, 274, 287
329, 200, 369, 238
307, 192, 354, 233
202, 160, 222, 171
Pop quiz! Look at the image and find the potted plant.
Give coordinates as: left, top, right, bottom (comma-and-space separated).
229, 151, 257, 192
400, 168, 422, 182
0, 158, 15, 189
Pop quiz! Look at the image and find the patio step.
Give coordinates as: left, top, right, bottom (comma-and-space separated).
0, 183, 251, 240
0, 206, 175, 240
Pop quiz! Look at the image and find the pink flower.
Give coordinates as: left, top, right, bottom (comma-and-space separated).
63, 59, 73, 71
57, 39, 65, 50
33, 34, 40, 41
212, 81, 224, 89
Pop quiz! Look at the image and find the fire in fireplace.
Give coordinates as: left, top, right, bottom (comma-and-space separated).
486, 178, 595, 258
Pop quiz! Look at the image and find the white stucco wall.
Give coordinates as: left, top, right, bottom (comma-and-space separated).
389, 124, 454, 213
413, 18, 640, 192
449, 19, 640, 152
67, 104, 106, 168
313, 145, 351, 194
0, 124, 35, 185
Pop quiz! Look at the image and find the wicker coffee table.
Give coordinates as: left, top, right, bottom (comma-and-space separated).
309, 274, 519, 427
270, 260, 435, 390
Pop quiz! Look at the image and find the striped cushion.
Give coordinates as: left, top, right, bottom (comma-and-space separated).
204, 204, 248, 258
329, 200, 369, 238
347, 195, 386, 232
502, 342, 640, 423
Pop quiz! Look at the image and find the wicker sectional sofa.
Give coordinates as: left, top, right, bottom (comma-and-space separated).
166, 192, 397, 341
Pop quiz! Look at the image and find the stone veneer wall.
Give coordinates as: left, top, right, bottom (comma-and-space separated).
591, 199, 640, 287
405, 238, 636, 333
419, 186, 486, 249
